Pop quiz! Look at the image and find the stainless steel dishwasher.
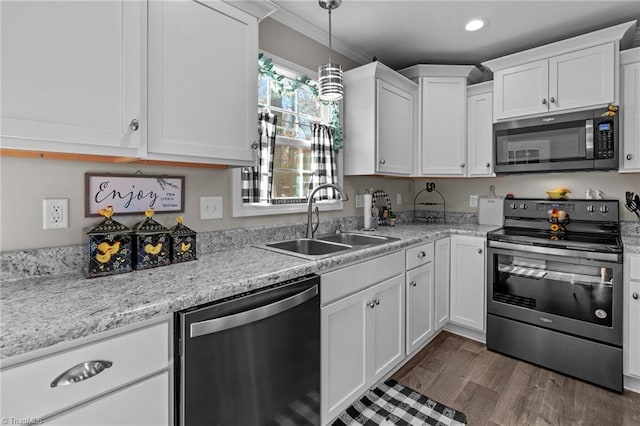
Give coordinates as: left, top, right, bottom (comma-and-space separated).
176, 274, 320, 426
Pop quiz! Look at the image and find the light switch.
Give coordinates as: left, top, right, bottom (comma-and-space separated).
200, 196, 223, 219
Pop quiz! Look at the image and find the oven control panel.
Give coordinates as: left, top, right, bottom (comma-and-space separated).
504, 199, 618, 222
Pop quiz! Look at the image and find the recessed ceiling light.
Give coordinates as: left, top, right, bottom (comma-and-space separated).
465, 19, 486, 32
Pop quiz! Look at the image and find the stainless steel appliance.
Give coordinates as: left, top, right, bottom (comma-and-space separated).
493, 108, 618, 174
176, 274, 320, 425
486, 199, 623, 391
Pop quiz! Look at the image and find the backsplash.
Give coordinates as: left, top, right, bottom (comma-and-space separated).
2, 214, 637, 282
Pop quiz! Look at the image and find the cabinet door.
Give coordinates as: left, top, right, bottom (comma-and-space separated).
494, 59, 549, 120
435, 237, 451, 330
467, 91, 494, 176
369, 274, 405, 382
549, 43, 615, 112
621, 60, 640, 171
148, 0, 257, 165
629, 280, 640, 378
321, 288, 368, 424
419, 77, 467, 175
1, 1, 145, 157
46, 372, 169, 426
406, 263, 434, 355
376, 80, 413, 175
450, 236, 486, 332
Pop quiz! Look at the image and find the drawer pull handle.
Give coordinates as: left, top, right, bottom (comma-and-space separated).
417, 251, 426, 258
50, 360, 113, 388
634, 292, 639, 300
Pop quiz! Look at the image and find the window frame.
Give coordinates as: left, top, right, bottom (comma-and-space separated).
231, 51, 344, 218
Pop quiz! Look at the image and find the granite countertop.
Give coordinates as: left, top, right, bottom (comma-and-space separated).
0, 224, 496, 360
2, 222, 638, 360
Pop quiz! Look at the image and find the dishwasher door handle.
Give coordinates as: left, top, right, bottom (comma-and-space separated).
190, 285, 318, 338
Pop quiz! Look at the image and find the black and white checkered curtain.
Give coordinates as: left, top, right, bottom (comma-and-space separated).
308, 123, 338, 200
241, 112, 277, 203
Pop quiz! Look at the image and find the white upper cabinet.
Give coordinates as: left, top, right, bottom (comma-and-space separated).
343, 62, 417, 176
484, 21, 636, 122
620, 47, 640, 172
1, 1, 146, 157
399, 65, 475, 177
147, 0, 257, 165
467, 82, 494, 176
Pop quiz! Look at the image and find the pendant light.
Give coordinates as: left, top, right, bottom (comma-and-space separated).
318, 0, 343, 101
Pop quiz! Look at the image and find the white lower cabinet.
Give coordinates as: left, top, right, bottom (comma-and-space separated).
321, 252, 404, 424
624, 253, 640, 378
449, 235, 486, 332
0, 317, 172, 424
405, 242, 435, 355
434, 238, 451, 330
46, 372, 169, 425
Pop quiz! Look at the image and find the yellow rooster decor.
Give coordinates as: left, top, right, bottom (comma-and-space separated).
86, 205, 133, 278
132, 208, 171, 270
170, 215, 197, 264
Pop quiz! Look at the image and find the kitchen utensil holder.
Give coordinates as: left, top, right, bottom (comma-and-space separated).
414, 182, 446, 224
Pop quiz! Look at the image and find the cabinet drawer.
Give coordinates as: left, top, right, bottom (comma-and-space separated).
406, 242, 434, 270
1, 321, 170, 420
322, 251, 404, 305
629, 254, 640, 281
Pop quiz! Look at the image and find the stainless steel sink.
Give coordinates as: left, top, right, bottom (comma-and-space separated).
316, 232, 394, 246
259, 232, 399, 260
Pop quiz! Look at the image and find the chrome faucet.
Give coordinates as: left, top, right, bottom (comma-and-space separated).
306, 183, 349, 238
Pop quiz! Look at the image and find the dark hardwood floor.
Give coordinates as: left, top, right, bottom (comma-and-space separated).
392, 332, 640, 426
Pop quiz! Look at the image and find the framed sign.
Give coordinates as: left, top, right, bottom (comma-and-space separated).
85, 173, 185, 217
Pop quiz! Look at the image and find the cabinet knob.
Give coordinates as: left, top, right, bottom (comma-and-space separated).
460, 163, 466, 168
129, 119, 139, 131
374, 298, 380, 305
410, 281, 417, 287
486, 162, 490, 168
417, 251, 426, 258
627, 154, 633, 161
368, 300, 376, 308
633, 293, 639, 300
478, 248, 483, 254
251, 141, 259, 150
550, 97, 556, 104
379, 159, 386, 165
542, 98, 547, 105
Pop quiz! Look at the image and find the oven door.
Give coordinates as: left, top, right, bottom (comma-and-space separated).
487, 241, 622, 346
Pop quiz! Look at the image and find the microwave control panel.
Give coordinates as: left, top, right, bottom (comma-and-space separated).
595, 120, 615, 159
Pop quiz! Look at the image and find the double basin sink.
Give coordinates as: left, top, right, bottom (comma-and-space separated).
260, 232, 399, 260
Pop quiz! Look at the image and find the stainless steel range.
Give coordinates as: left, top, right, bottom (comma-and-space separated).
486, 198, 623, 392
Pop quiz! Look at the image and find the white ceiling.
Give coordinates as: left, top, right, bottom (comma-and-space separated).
268, 1, 640, 70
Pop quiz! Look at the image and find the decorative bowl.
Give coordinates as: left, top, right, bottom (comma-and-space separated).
546, 188, 570, 200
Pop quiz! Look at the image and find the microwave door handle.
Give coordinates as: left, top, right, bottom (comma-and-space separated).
585, 119, 594, 160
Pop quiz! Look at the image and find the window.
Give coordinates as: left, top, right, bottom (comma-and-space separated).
232, 52, 343, 218
258, 65, 321, 202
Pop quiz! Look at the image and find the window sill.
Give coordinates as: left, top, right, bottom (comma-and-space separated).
231, 168, 344, 217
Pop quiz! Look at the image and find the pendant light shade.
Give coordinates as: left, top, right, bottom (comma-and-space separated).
318, 0, 343, 101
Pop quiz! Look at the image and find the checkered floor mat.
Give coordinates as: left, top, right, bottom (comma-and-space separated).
332, 379, 467, 426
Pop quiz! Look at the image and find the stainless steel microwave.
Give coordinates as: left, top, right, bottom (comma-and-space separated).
493, 108, 618, 174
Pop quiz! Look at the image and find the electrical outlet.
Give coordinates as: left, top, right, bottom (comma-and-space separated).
355, 194, 364, 208
201, 196, 223, 219
469, 195, 479, 208
396, 193, 402, 205
43, 198, 69, 229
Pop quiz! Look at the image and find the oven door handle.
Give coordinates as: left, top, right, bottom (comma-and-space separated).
488, 240, 620, 262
